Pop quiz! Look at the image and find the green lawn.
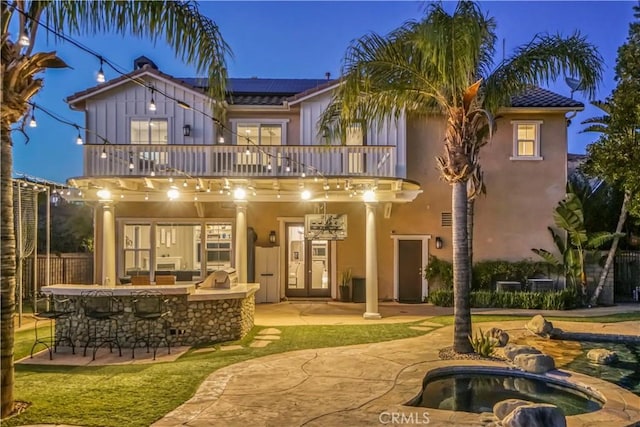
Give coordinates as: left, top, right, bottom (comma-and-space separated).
6, 311, 639, 427
5, 322, 430, 427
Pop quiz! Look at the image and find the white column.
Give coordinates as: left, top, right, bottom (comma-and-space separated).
235, 202, 248, 283
364, 202, 381, 319
102, 203, 116, 287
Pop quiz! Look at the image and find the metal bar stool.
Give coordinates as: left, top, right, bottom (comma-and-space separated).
30, 293, 77, 360
81, 290, 123, 360
131, 290, 172, 360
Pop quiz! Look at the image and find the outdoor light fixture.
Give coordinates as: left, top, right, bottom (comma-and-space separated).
435, 236, 443, 249
301, 190, 311, 200
182, 124, 191, 137
96, 189, 111, 200
167, 186, 180, 200
363, 189, 376, 202
96, 58, 105, 83
100, 148, 107, 159
149, 88, 157, 112
76, 129, 83, 145
217, 135, 225, 144
29, 111, 37, 128
233, 187, 246, 200
269, 230, 276, 244
18, 34, 30, 47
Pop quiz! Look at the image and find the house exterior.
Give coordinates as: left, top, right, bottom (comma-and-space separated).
65, 57, 583, 317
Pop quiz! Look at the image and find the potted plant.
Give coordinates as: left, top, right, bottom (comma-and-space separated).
339, 268, 352, 302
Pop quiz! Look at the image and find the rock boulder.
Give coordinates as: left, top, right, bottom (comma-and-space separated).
502, 403, 566, 427
514, 353, 556, 374
493, 399, 532, 420
503, 344, 542, 361
526, 315, 554, 336
587, 348, 618, 365
487, 327, 510, 347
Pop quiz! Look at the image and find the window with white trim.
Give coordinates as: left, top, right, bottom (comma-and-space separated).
231, 119, 288, 168
511, 120, 543, 160
131, 118, 168, 145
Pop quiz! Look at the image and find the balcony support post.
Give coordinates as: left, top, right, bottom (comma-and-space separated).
364, 202, 381, 319
234, 201, 248, 283
101, 203, 117, 287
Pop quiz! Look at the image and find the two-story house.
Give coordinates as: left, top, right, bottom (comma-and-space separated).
65, 56, 582, 318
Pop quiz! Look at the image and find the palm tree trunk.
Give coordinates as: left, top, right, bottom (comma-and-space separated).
452, 182, 472, 353
467, 199, 474, 289
1, 125, 16, 418
589, 190, 630, 306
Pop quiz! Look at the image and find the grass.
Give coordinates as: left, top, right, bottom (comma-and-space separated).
427, 312, 640, 326
5, 321, 430, 427
6, 311, 638, 427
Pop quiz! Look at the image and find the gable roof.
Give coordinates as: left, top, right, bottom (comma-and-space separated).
67, 67, 582, 110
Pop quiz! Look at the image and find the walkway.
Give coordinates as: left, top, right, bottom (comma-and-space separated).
154, 317, 640, 427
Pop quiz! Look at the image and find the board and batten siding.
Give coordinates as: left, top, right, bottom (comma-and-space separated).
84, 77, 217, 146
299, 92, 407, 178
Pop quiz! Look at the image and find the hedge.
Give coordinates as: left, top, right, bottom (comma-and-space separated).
428, 288, 580, 310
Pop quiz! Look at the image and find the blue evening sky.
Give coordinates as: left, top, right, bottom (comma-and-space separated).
13, 1, 635, 183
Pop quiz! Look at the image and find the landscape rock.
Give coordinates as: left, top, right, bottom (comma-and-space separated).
526, 315, 554, 336
502, 403, 566, 427
487, 327, 510, 347
587, 348, 618, 365
503, 344, 542, 361
493, 399, 532, 420
513, 353, 556, 374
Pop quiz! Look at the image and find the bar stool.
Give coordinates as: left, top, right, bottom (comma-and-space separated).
81, 290, 123, 360
30, 293, 76, 360
131, 290, 172, 360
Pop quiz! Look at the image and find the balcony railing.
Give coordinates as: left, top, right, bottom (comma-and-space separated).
84, 144, 397, 178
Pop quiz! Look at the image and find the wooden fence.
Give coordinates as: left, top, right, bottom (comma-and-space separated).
19, 253, 93, 299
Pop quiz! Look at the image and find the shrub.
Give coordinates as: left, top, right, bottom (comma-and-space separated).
472, 260, 546, 290
428, 289, 454, 307
424, 255, 453, 289
468, 328, 497, 357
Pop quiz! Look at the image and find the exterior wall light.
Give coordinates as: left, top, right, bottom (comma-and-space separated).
183, 124, 191, 137
167, 187, 180, 200
301, 190, 311, 200
233, 187, 246, 200
435, 236, 443, 249
363, 189, 376, 202
269, 230, 276, 244
96, 189, 111, 200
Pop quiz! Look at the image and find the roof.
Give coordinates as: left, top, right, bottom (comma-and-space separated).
510, 87, 583, 108
68, 67, 583, 109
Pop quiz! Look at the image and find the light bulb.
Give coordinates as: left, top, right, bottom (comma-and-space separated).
245, 148, 251, 155
301, 190, 311, 200
129, 159, 135, 170
149, 97, 156, 111
183, 180, 188, 188
217, 136, 225, 144
233, 188, 246, 200
144, 193, 149, 200
100, 148, 107, 159
167, 187, 180, 200
267, 163, 272, 171
150, 171, 155, 177
276, 191, 281, 199
285, 165, 291, 172
301, 172, 306, 178
18, 34, 29, 47
96, 61, 105, 83
29, 113, 37, 128
76, 133, 83, 145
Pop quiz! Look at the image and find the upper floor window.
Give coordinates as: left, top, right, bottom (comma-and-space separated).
511, 120, 543, 160
235, 122, 284, 146
131, 118, 168, 145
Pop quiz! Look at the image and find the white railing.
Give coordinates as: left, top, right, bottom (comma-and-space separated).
83, 144, 397, 178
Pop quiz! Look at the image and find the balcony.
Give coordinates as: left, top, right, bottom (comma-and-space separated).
84, 144, 397, 178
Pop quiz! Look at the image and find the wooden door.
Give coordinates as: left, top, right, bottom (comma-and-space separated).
398, 239, 423, 303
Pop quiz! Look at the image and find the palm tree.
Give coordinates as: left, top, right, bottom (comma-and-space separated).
1, 1, 229, 418
320, 1, 602, 353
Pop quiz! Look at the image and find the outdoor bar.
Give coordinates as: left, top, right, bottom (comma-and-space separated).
41, 272, 259, 348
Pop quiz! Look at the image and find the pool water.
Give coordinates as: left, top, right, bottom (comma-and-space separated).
408, 372, 602, 416
566, 342, 640, 396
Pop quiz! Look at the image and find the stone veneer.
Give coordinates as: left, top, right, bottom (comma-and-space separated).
52, 290, 256, 349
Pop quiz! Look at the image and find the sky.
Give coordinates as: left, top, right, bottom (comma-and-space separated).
12, 1, 636, 183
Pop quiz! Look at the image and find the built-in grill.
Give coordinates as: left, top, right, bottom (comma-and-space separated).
199, 268, 238, 289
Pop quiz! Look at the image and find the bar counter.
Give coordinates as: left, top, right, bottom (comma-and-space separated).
41, 283, 259, 347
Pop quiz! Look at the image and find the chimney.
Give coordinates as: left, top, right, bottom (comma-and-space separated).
133, 56, 158, 71
325, 72, 331, 80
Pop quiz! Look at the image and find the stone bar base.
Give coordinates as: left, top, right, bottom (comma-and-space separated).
42, 283, 258, 347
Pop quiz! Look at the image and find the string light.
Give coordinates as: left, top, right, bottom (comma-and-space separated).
18, 33, 29, 47
100, 147, 107, 159
75, 126, 83, 145
29, 110, 37, 128
96, 57, 105, 83
148, 87, 156, 112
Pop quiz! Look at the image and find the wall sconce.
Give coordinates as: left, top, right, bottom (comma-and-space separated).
182, 124, 191, 137
435, 236, 443, 249
269, 230, 276, 244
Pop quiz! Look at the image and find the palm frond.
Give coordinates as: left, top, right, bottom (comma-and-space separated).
484, 32, 603, 113
47, 0, 230, 101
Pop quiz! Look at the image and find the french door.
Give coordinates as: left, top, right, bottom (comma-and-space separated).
285, 223, 331, 298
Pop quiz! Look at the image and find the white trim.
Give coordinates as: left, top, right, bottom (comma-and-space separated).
511, 120, 543, 159
287, 81, 342, 105
390, 234, 431, 301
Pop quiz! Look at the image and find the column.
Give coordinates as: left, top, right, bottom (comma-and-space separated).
235, 202, 248, 283
102, 203, 116, 287
364, 202, 381, 319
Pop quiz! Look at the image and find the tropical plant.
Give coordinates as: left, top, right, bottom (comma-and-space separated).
468, 328, 497, 357
1, 1, 229, 418
581, 4, 640, 305
532, 187, 622, 303
319, 1, 602, 353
